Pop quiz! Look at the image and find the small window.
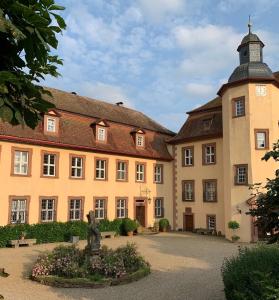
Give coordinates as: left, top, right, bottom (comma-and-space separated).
203, 143, 216, 165
95, 159, 107, 180
136, 163, 145, 182
40, 198, 56, 222
136, 134, 145, 147
182, 180, 194, 201
116, 161, 128, 181
235, 164, 248, 185
256, 85, 267, 97
42, 153, 58, 177
70, 156, 84, 178
203, 180, 217, 202
116, 198, 127, 218
10, 198, 27, 224
97, 127, 106, 142
154, 164, 163, 183
95, 198, 107, 219
207, 215, 216, 230
154, 198, 164, 218
69, 198, 83, 221
255, 129, 269, 150
203, 118, 212, 131
47, 118, 56, 132
232, 97, 245, 117
183, 147, 194, 166
13, 150, 29, 175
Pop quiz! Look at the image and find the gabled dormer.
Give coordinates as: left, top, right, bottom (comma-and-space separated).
43, 110, 61, 136
91, 119, 109, 143
131, 128, 146, 148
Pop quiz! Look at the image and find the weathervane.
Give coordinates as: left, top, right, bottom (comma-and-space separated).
248, 15, 252, 34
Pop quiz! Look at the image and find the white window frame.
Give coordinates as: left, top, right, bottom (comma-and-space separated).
235, 99, 245, 117
43, 154, 56, 176
154, 165, 163, 183
95, 159, 106, 180
256, 132, 266, 149
207, 215, 216, 230
184, 181, 194, 201
256, 85, 267, 97
116, 199, 127, 218
14, 151, 29, 175
41, 198, 55, 222
47, 117, 56, 132
136, 134, 145, 147
11, 199, 27, 224
205, 145, 215, 164
97, 127, 106, 142
136, 163, 145, 182
117, 161, 127, 181
69, 199, 82, 221
204, 181, 217, 202
237, 167, 247, 184
95, 199, 106, 219
184, 148, 193, 166
155, 198, 163, 218
71, 157, 83, 178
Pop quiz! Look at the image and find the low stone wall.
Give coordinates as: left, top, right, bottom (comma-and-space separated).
32, 267, 150, 288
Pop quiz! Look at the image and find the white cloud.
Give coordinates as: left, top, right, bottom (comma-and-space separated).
184, 83, 215, 98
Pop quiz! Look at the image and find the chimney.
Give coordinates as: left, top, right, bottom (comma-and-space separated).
116, 101, 123, 106
71, 92, 77, 95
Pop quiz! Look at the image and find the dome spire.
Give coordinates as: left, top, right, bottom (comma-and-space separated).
248, 15, 252, 34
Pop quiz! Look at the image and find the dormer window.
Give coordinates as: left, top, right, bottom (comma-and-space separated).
131, 128, 146, 148
136, 134, 145, 147
202, 118, 212, 131
91, 119, 109, 143
97, 127, 106, 142
44, 110, 60, 136
47, 117, 56, 132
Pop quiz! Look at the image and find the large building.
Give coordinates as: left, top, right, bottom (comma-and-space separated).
1, 26, 279, 242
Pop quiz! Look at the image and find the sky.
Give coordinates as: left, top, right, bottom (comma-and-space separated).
44, 0, 279, 132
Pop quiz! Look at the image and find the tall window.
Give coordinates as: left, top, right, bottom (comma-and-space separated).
203, 144, 216, 165
182, 180, 194, 201
255, 129, 269, 150
235, 164, 248, 185
14, 150, 29, 175
47, 118, 56, 132
10, 198, 27, 224
183, 147, 194, 166
116, 198, 127, 218
136, 163, 145, 182
203, 180, 217, 202
43, 153, 57, 177
69, 198, 82, 221
207, 215, 216, 230
116, 161, 128, 181
71, 156, 84, 178
136, 134, 145, 147
97, 127, 106, 142
95, 159, 107, 180
95, 198, 106, 219
154, 198, 164, 218
154, 164, 163, 183
233, 97, 245, 117
40, 198, 56, 222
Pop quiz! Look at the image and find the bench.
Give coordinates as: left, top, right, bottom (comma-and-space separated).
194, 228, 213, 235
100, 231, 116, 239
8, 239, 37, 248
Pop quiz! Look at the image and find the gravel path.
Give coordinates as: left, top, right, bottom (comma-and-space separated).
0, 232, 239, 300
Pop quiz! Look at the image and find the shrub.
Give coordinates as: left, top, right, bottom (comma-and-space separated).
221, 245, 279, 300
228, 221, 240, 230
159, 218, 169, 231
122, 218, 138, 234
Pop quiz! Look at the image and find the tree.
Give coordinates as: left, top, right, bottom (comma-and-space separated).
0, 0, 66, 129
248, 140, 279, 243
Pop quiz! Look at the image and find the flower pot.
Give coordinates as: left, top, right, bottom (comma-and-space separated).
70, 236, 80, 244
127, 231, 134, 237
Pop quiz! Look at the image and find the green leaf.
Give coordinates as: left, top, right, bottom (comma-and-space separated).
0, 84, 8, 94
15, 111, 24, 124
49, 5, 65, 11
41, 0, 55, 7
51, 13, 66, 29
0, 106, 13, 122
0, 98, 4, 107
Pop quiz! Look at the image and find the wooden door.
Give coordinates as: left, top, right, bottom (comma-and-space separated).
136, 206, 145, 227
184, 214, 194, 231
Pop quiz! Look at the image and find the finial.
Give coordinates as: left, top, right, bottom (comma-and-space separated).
248, 15, 252, 34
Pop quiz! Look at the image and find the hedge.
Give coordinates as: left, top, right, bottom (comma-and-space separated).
221, 244, 279, 300
0, 219, 124, 248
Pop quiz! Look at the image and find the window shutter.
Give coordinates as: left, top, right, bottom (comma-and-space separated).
25, 209, 29, 224
161, 207, 164, 218
104, 209, 107, 219
125, 208, 128, 218
182, 190, 185, 201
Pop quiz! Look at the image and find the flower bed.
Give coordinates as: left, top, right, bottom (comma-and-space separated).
31, 243, 150, 288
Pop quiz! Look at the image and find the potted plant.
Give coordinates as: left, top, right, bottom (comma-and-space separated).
153, 221, 159, 233
68, 228, 80, 244
122, 218, 137, 236
159, 218, 169, 232
228, 220, 240, 242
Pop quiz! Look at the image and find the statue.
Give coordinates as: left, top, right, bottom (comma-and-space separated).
85, 210, 101, 256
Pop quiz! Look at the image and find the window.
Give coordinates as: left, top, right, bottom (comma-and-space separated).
42, 152, 58, 177
256, 85, 267, 97
182, 147, 194, 166
255, 129, 269, 150
154, 198, 164, 218
136, 163, 145, 182
95, 198, 107, 219
136, 134, 145, 147
116, 198, 127, 218
154, 164, 163, 183
13, 150, 29, 175
40, 198, 56, 222
232, 97, 245, 117
203, 180, 217, 202
235, 164, 248, 185
69, 198, 83, 221
207, 215, 216, 230
70, 156, 84, 178
10, 198, 28, 224
182, 180, 194, 201
116, 160, 128, 181
47, 118, 56, 132
95, 158, 107, 180
203, 143, 216, 165
97, 127, 106, 142
203, 118, 212, 131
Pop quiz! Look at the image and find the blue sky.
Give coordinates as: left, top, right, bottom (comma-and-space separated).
44, 0, 279, 132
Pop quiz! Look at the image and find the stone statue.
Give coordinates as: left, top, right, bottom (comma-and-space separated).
85, 210, 101, 255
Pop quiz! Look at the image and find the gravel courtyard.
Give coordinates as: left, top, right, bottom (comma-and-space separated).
0, 232, 240, 300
